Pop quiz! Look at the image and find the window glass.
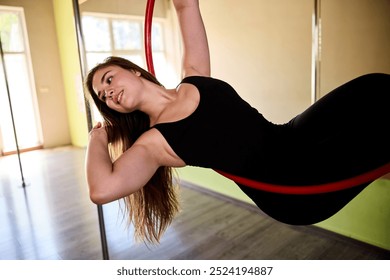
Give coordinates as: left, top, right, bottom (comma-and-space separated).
152, 22, 164, 51
2, 54, 40, 148
0, 12, 24, 52
82, 13, 174, 122
112, 20, 141, 50
121, 54, 145, 68
82, 16, 111, 52
86, 52, 112, 69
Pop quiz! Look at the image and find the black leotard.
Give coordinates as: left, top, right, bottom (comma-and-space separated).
153, 73, 390, 225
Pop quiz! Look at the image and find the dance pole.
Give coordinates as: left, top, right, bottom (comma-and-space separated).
311, 0, 321, 104
0, 35, 26, 188
71, 0, 109, 260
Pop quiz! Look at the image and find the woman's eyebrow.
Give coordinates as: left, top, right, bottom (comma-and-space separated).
101, 70, 111, 84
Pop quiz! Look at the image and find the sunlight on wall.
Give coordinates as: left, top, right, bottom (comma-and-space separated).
52, 0, 88, 147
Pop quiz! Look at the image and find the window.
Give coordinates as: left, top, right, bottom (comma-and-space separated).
82, 12, 178, 122
0, 6, 42, 155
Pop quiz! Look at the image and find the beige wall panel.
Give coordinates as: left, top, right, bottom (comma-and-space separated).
200, 0, 313, 123
320, 0, 390, 96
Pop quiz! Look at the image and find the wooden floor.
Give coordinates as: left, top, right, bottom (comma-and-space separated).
0, 146, 389, 260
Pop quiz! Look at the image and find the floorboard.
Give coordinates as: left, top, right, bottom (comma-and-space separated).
0, 146, 389, 260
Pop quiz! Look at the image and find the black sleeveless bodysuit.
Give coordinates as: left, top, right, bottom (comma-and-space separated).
153, 74, 390, 225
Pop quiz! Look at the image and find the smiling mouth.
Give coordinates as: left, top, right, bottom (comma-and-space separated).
117, 90, 123, 104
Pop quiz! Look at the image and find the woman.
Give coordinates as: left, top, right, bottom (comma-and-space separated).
85, 0, 390, 243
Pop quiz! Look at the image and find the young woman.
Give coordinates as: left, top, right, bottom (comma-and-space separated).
85, 0, 390, 243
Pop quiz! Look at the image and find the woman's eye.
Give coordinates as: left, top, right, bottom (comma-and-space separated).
107, 76, 112, 84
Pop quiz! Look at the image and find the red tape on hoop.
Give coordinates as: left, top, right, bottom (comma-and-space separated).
144, 0, 390, 195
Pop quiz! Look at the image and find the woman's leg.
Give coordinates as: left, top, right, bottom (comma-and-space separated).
288, 73, 390, 184
240, 73, 390, 224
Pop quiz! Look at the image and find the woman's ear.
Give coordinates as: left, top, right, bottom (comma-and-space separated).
132, 70, 141, 76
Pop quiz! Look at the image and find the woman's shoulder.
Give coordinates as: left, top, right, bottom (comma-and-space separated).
180, 76, 234, 93
180, 75, 224, 86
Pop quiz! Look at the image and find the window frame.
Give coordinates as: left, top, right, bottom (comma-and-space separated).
81, 12, 167, 69
81, 12, 177, 123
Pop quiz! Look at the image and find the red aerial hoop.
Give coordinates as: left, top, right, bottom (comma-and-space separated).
144, 0, 156, 76
215, 163, 390, 195
143, 0, 390, 195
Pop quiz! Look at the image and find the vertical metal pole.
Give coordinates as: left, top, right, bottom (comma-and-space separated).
71, 0, 109, 260
311, 0, 322, 103
0, 34, 26, 188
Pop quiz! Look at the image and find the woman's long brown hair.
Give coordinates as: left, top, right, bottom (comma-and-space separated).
85, 56, 180, 243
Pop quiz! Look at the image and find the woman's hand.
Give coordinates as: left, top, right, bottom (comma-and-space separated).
89, 122, 106, 139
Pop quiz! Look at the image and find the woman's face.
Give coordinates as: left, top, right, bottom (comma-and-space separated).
92, 65, 143, 113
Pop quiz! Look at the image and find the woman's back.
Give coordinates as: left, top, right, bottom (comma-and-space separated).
153, 76, 277, 178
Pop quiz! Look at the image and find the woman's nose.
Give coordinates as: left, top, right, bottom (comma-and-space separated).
105, 89, 114, 99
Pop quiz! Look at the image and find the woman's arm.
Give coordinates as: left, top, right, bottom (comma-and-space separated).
173, 0, 210, 77
85, 123, 161, 204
